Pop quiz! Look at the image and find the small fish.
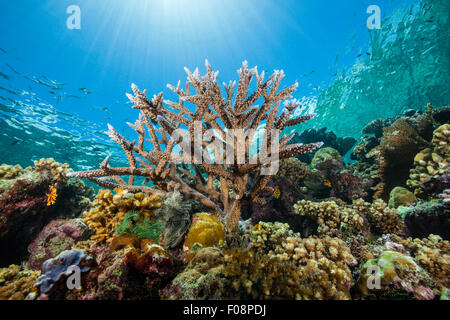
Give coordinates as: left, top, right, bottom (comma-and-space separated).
366, 52, 371, 56
357, 53, 362, 57
273, 186, 281, 199
323, 179, 332, 187
11, 139, 20, 145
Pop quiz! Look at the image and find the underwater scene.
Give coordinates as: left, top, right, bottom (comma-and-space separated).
0, 0, 449, 303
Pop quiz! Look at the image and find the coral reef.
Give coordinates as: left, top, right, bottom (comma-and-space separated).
0, 159, 93, 266
67, 61, 322, 231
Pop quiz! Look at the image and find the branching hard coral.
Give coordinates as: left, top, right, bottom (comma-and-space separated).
223, 229, 356, 300
366, 199, 404, 235
294, 198, 403, 238
67, 61, 322, 231
82, 188, 162, 243
293, 200, 367, 237
0, 265, 40, 300
407, 124, 450, 198
244, 221, 296, 253
0, 164, 28, 180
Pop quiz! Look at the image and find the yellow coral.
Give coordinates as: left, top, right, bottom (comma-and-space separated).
46, 184, 58, 206
0, 265, 40, 300
82, 188, 162, 243
183, 213, 226, 250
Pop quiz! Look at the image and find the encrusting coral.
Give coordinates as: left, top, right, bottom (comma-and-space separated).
82, 188, 162, 243
67, 61, 323, 231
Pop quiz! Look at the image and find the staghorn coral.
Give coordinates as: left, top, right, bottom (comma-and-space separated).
183, 213, 226, 250
0, 265, 40, 300
82, 188, 162, 243
67, 61, 322, 231
407, 124, 450, 198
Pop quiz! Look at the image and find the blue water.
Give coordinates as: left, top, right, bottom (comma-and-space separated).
0, 0, 448, 169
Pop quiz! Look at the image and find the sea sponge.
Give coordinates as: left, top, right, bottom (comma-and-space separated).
183, 213, 226, 250
33, 158, 73, 183
0, 265, 40, 300
82, 188, 162, 243
388, 186, 417, 208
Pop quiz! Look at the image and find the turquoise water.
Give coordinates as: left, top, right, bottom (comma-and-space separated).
0, 0, 448, 169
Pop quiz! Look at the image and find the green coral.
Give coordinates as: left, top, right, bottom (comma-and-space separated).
115, 211, 163, 242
